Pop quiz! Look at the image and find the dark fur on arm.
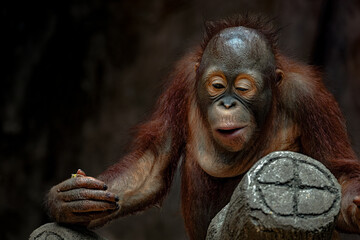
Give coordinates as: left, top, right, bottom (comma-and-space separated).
96, 51, 199, 217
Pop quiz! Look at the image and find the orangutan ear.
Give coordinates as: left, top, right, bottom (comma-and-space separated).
276, 68, 284, 84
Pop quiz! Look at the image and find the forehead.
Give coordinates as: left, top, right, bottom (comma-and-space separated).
200, 27, 275, 73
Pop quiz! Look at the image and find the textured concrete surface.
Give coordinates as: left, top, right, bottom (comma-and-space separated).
29, 223, 107, 240
206, 151, 341, 240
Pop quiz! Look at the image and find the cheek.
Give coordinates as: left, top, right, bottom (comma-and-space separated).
254, 89, 272, 126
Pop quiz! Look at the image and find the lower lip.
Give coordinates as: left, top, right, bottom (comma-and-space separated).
215, 127, 246, 138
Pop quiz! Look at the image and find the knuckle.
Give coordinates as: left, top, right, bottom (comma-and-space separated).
105, 192, 111, 199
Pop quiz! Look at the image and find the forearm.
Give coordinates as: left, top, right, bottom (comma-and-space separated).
109, 151, 170, 210
84, 149, 172, 229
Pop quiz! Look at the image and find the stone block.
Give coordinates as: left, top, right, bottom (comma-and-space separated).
29, 223, 107, 240
206, 151, 341, 240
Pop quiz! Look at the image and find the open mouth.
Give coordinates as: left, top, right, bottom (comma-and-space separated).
216, 126, 246, 137
217, 128, 242, 135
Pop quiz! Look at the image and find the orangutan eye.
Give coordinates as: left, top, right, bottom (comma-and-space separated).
234, 76, 256, 98
236, 87, 249, 92
207, 75, 227, 96
212, 83, 225, 89
235, 79, 252, 91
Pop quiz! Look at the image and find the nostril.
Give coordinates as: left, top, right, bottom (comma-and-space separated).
218, 97, 237, 109
224, 102, 236, 109
222, 101, 236, 109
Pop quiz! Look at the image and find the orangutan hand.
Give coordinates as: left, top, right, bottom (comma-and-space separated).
337, 177, 360, 233
46, 169, 120, 226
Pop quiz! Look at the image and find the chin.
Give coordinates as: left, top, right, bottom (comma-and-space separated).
216, 139, 245, 152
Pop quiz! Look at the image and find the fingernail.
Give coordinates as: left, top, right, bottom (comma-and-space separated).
115, 196, 119, 202
103, 184, 108, 190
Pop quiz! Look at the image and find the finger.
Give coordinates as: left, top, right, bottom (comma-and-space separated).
353, 199, 360, 229
349, 205, 360, 231
353, 196, 360, 206
64, 200, 119, 213
60, 189, 119, 203
58, 177, 108, 192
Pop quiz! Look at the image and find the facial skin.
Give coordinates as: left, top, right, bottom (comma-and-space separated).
197, 27, 277, 153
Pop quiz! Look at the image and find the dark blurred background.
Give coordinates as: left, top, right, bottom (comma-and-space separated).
1, 0, 360, 239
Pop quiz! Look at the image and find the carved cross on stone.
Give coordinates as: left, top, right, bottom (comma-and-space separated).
206, 151, 341, 240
